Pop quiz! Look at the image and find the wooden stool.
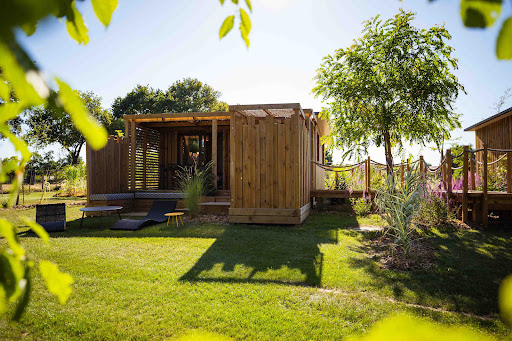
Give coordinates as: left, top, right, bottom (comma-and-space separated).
165, 212, 184, 227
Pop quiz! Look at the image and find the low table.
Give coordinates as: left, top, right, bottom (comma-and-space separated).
165, 212, 184, 227
79, 206, 123, 228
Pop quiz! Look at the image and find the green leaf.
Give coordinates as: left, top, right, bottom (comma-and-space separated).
231, 0, 239, 4
55, 78, 108, 150
460, 0, 502, 28
219, 15, 235, 39
497, 17, 512, 59
240, 8, 251, 48
39, 261, 73, 305
0, 253, 25, 302
0, 43, 43, 106
0, 79, 10, 101
0, 102, 24, 125
0, 219, 24, 257
12, 267, 30, 321
245, 0, 252, 12
499, 274, 512, 327
219, 0, 225, 4
21, 23, 37, 36
22, 218, 49, 244
92, 0, 118, 27
65, 1, 89, 45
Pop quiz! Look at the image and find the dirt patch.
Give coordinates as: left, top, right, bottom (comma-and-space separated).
367, 234, 436, 271
183, 214, 229, 225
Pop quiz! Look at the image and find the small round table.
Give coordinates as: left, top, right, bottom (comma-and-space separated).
165, 212, 184, 227
79, 206, 123, 228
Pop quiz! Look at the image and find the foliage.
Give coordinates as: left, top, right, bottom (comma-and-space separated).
24, 90, 112, 165
375, 168, 424, 255
416, 181, 455, 227
351, 195, 372, 217
177, 162, 214, 216
313, 10, 464, 173
111, 79, 228, 118
219, 0, 253, 47
325, 171, 347, 190
59, 163, 86, 197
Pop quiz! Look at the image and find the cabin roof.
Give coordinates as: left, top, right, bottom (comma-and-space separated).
464, 106, 512, 131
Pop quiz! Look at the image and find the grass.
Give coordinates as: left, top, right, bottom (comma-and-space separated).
0, 190, 85, 207
0, 206, 511, 340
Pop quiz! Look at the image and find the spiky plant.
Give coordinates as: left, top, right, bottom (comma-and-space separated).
375, 167, 424, 256
177, 161, 214, 216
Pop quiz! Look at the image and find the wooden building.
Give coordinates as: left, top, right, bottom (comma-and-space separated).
86, 103, 329, 224
465, 106, 512, 165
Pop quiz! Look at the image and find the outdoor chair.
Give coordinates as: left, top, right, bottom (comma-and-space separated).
110, 200, 177, 231
35, 203, 66, 232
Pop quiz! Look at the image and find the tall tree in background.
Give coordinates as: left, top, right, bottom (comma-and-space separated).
112, 78, 228, 118
25, 91, 112, 165
313, 10, 464, 174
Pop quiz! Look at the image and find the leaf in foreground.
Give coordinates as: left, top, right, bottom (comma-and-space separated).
39, 261, 73, 305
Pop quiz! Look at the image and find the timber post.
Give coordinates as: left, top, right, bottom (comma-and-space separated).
419, 156, 425, 181
212, 119, 218, 189
400, 162, 404, 189
366, 156, 371, 193
446, 149, 452, 208
482, 144, 488, 227
462, 145, 469, 223
470, 151, 476, 190
507, 151, 512, 193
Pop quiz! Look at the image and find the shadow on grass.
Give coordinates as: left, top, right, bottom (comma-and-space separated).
347, 227, 512, 316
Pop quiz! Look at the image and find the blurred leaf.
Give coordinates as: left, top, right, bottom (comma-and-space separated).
460, 0, 502, 28
231, 0, 239, 4
499, 274, 512, 327
0, 253, 24, 302
240, 8, 251, 47
0, 102, 24, 125
0, 219, 24, 257
219, 0, 225, 4
92, 0, 118, 27
22, 218, 49, 244
39, 261, 73, 304
0, 43, 43, 106
219, 15, 235, 39
347, 314, 494, 341
497, 17, 512, 59
55, 78, 108, 150
65, 1, 89, 45
21, 23, 37, 36
0, 78, 9, 101
245, 0, 252, 12
12, 267, 30, 321
0, 128, 31, 162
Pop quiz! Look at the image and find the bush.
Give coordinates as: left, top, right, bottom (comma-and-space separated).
59, 164, 86, 196
177, 162, 214, 216
351, 195, 372, 216
417, 182, 454, 227
375, 168, 424, 256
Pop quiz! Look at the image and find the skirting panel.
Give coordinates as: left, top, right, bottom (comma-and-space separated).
229, 203, 311, 225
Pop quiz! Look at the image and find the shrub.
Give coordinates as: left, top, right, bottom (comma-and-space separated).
417, 182, 454, 227
59, 164, 86, 196
351, 192, 372, 216
375, 168, 424, 256
177, 161, 214, 216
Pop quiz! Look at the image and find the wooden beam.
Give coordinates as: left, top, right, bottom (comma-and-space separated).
143, 127, 147, 190
144, 121, 230, 128
123, 111, 229, 121
229, 103, 302, 111
462, 145, 469, 223
212, 119, 218, 190
130, 120, 136, 191
482, 144, 488, 227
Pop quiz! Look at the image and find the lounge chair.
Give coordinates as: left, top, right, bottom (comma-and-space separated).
35, 203, 66, 232
110, 200, 177, 231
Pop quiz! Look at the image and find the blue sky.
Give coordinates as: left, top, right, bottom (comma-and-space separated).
2, 0, 512, 165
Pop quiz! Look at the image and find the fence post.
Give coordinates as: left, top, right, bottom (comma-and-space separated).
507, 151, 512, 193
446, 149, 452, 208
400, 163, 404, 189
335, 171, 339, 189
407, 158, 411, 172
366, 156, 371, 193
419, 156, 425, 181
482, 144, 488, 227
470, 151, 476, 191
462, 145, 469, 223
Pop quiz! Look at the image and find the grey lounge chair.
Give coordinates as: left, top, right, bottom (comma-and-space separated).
35, 203, 66, 232
110, 200, 177, 231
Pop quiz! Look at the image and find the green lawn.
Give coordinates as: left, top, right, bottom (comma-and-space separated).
0, 190, 85, 207
0, 206, 511, 340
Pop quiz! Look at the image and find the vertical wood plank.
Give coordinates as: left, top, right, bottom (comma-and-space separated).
462, 145, 469, 223
235, 116, 243, 208
255, 123, 261, 208
248, 116, 256, 208
482, 145, 488, 227
470, 152, 476, 190
242, 122, 250, 208
278, 122, 286, 208
285, 118, 292, 209
130, 120, 136, 191
230, 113, 236, 207
266, 115, 274, 207
508, 151, 512, 193
212, 119, 218, 190
273, 120, 279, 208
446, 149, 452, 207
143, 127, 147, 190
260, 122, 267, 207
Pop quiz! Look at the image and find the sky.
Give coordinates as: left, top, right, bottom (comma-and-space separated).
2, 0, 512, 165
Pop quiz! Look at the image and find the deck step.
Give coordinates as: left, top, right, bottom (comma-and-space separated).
199, 201, 229, 215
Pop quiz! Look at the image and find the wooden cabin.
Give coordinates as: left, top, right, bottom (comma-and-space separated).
86, 103, 329, 224
465, 106, 512, 165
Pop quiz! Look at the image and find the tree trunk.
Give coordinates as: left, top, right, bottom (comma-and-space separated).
383, 130, 394, 177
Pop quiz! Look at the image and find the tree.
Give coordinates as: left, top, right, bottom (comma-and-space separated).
25, 90, 112, 165
112, 78, 228, 118
313, 10, 464, 174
